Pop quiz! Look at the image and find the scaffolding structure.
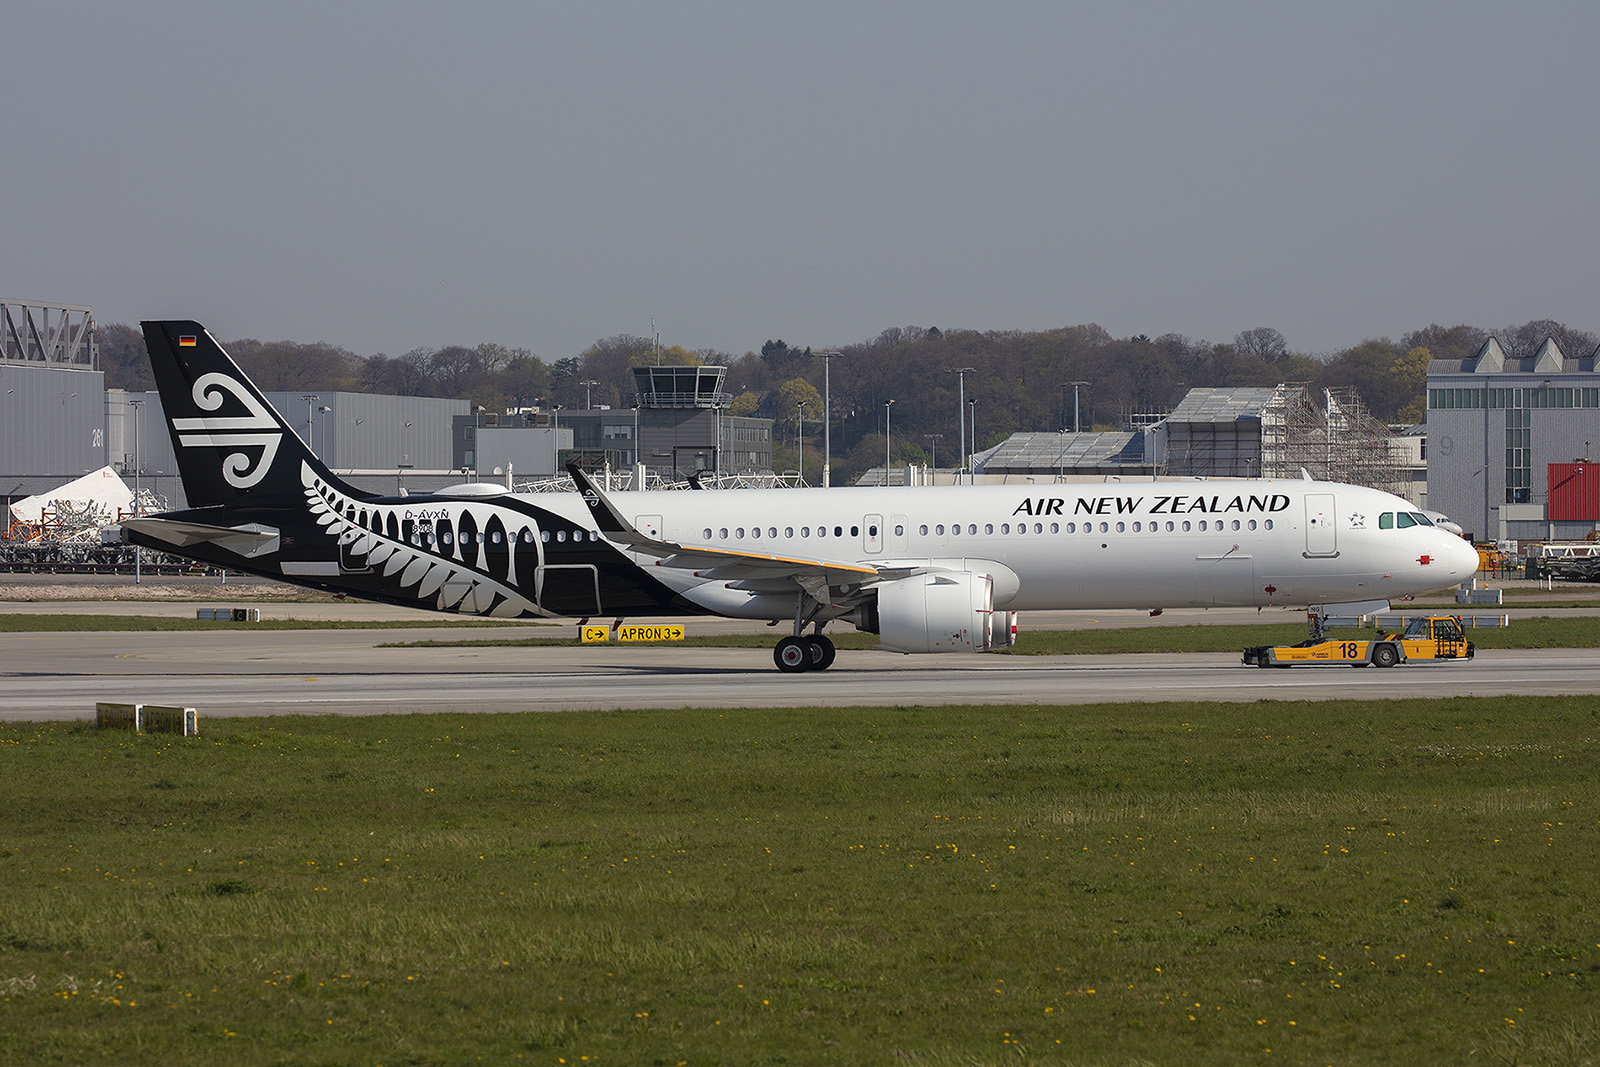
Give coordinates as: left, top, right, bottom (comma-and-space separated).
1162, 384, 1404, 492
1260, 385, 1403, 493
0, 300, 98, 368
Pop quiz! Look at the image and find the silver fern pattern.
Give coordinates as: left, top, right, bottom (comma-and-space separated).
301, 463, 555, 618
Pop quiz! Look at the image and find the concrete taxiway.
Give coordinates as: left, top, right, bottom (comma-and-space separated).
2, 623, 1597, 721
3, 574, 1596, 720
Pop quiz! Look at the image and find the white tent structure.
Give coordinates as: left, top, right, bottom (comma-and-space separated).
8, 465, 134, 526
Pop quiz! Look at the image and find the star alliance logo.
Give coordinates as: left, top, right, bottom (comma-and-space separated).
171, 372, 283, 489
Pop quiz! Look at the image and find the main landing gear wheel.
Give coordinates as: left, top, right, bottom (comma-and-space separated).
773, 634, 837, 672
775, 636, 811, 673
806, 634, 836, 670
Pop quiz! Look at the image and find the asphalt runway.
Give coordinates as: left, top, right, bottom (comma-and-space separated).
3, 622, 1598, 721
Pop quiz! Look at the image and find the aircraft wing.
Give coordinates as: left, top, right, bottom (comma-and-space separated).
566, 464, 922, 599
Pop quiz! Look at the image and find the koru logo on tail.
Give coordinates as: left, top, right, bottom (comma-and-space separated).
171, 372, 283, 489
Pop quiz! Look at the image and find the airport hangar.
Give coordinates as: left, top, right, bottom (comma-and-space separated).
1426, 337, 1600, 544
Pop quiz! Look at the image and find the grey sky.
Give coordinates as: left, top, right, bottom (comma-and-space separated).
7, 2, 1596, 361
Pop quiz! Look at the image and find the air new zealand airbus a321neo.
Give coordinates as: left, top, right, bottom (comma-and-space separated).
122, 321, 1480, 672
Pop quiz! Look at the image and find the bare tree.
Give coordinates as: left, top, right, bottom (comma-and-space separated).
1233, 326, 1289, 363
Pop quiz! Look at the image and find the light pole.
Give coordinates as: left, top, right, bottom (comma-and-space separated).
969, 398, 977, 479
884, 399, 895, 485
128, 398, 143, 585
319, 405, 332, 461
713, 401, 723, 479
631, 403, 640, 481
1058, 428, 1068, 483
796, 400, 808, 483
301, 395, 319, 448
580, 379, 598, 409
950, 367, 975, 483
1065, 380, 1089, 433
822, 351, 837, 486
924, 433, 942, 483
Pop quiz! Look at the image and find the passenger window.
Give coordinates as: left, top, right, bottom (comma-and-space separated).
769, 528, 777, 538
1115, 522, 1125, 533
851, 526, 860, 536
1066, 522, 1076, 533
785, 527, 794, 538
736, 527, 745, 539
1046, 523, 1056, 534
703, 528, 712, 539
1165, 521, 1175, 532
919, 525, 928, 535
891, 525, 901, 536
935, 524, 945, 535
557, 531, 567, 543
835, 526, 843, 537
1002, 523, 1011, 534
1248, 520, 1257, 530
1265, 519, 1273, 530
985, 524, 994, 534
750, 527, 760, 539
440, 531, 454, 545
1182, 521, 1191, 532
1132, 522, 1141, 532
1232, 520, 1241, 531
1098, 522, 1109, 533
719, 528, 729, 539
1379, 512, 1394, 529
801, 527, 810, 537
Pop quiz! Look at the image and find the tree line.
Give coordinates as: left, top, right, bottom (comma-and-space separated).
96, 318, 1596, 486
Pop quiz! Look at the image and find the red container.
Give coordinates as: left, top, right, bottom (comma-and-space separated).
1548, 463, 1600, 521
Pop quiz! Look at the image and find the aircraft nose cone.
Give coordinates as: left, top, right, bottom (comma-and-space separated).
1443, 536, 1480, 581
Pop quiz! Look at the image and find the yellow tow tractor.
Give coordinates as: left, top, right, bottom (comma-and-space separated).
1242, 615, 1475, 669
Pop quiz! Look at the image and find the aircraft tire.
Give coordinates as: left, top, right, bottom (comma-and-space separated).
807, 635, 837, 671
775, 636, 812, 673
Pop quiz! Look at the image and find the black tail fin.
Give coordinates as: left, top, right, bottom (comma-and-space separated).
141, 321, 365, 508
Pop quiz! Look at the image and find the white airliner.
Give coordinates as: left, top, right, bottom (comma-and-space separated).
124, 321, 1480, 671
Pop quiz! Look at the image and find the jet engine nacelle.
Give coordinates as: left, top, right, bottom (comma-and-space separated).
859, 570, 996, 653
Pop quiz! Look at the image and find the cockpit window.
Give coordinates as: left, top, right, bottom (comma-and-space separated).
1396, 512, 1417, 528
1379, 512, 1394, 529
1410, 512, 1434, 526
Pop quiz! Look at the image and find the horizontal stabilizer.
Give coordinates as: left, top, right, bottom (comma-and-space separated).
122, 517, 281, 559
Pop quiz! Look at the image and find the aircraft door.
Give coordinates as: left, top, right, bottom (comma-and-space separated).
1304, 493, 1338, 557
888, 513, 910, 554
536, 564, 602, 615
863, 513, 883, 554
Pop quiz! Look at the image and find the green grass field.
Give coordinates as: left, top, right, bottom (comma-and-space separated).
4, 698, 1599, 1065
